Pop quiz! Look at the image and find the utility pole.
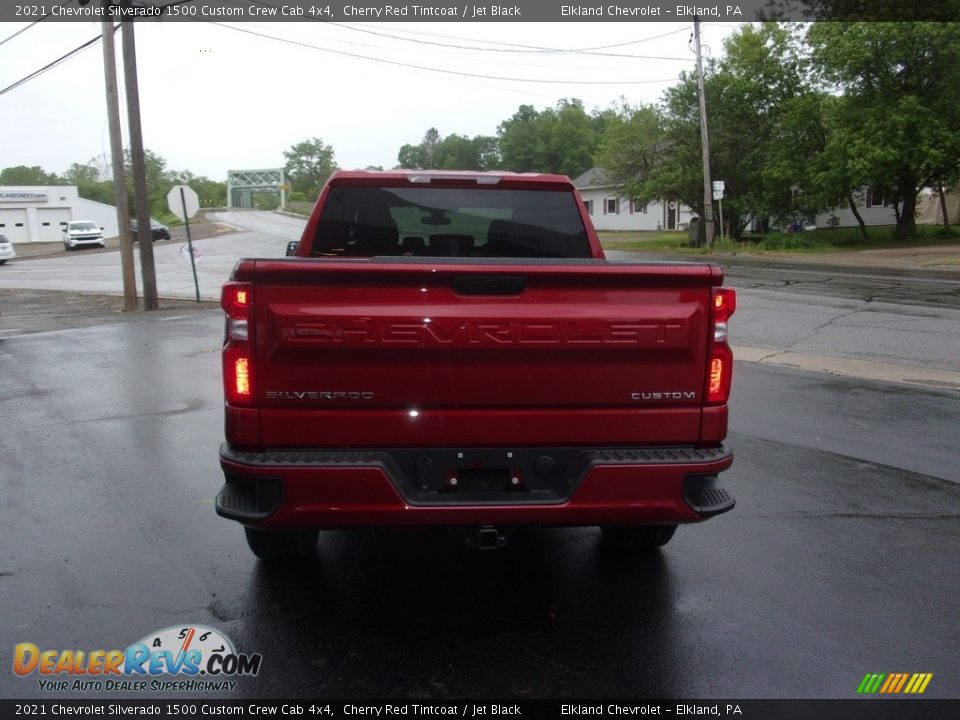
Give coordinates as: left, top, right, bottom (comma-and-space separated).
693, 16, 715, 247
121, 18, 159, 310
101, 17, 137, 311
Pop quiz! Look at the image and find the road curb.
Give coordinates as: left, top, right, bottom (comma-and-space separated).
603, 244, 960, 280
733, 345, 960, 391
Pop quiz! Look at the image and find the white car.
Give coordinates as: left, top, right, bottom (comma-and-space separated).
63, 221, 105, 250
0, 234, 15, 265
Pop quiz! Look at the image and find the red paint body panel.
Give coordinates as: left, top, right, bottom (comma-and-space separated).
219, 454, 733, 528
219, 171, 735, 531
255, 407, 701, 448
250, 268, 713, 447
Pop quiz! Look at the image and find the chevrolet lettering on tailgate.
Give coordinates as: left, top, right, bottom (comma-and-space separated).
217, 170, 736, 560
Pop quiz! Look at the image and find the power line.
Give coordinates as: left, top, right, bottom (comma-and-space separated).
0, 0, 73, 48
254, 23, 662, 75
328, 22, 693, 60
0, 22, 44, 49
0, 27, 114, 98
211, 22, 679, 86
334, 22, 692, 54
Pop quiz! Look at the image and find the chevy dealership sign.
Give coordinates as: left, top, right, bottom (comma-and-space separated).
0, 191, 48, 202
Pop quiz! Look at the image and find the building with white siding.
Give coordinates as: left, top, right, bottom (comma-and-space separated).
814, 188, 898, 229
572, 168, 695, 232
0, 186, 120, 243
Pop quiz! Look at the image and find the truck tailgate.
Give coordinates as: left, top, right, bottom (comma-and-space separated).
244, 259, 718, 448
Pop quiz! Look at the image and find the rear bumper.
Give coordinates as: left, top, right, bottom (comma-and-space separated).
217, 443, 734, 529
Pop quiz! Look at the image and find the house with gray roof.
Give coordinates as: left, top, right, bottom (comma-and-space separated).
572, 167, 695, 232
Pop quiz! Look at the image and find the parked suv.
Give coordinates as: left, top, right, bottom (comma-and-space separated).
0, 234, 14, 265
130, 219, 171, 242
62, 221, 105, 250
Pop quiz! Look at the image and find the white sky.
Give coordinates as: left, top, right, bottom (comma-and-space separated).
0, 20, 737, 180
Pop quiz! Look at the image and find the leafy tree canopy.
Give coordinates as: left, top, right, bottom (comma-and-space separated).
0, 165, 60, 185
397, 128, 499, 171
283, 137, 337, 202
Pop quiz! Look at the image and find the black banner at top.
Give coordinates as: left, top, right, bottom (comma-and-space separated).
4, 0, 960, 23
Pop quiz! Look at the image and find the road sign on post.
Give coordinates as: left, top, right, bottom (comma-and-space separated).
712, 181, 726, 243
167, 185, 199, 221
167, 185, 201, 302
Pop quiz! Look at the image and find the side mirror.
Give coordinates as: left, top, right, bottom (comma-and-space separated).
286, 241, 298, 256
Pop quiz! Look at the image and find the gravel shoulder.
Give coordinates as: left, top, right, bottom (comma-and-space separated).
0, 288, 216, 337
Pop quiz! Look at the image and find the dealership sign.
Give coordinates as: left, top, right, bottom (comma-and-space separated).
0, 191, 48, 202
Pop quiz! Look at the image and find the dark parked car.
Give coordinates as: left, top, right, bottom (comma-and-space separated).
130, 219, 171, 242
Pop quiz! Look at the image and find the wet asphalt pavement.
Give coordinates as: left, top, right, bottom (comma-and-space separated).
1, 307, 958, 701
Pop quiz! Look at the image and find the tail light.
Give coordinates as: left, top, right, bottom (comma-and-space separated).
222, 282, 254, 406
706, 286, 736, 404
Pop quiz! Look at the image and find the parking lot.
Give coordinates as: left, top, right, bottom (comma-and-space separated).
1, 282, 957, 700
0, 300, 960, 698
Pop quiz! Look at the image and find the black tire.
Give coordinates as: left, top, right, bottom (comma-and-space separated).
64, 242, 73, 251
244, 527, 318, 561
600, 524, 677, 551
0, 259, 6, 265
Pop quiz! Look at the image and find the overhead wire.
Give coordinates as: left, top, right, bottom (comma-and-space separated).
250, 22, 662, 74
327, 22, 694, 60
0, 0, 74, 48
0, 26, 116, 98
1, 15, 692, 99
210, 22, 680, 86
332, 21, 692, 53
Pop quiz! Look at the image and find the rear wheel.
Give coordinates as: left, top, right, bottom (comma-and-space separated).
600, 524, 677, 551
244, 527, 318, 561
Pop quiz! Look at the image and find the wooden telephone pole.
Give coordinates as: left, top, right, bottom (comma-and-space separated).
121, 18, 159, 310
694, 16, 716, 247
100, 18, 137, 311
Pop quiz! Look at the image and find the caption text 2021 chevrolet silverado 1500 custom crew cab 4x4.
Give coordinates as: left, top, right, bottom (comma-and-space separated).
216, 170, 736, 560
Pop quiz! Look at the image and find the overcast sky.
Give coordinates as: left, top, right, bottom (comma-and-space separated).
0, 20, 736, 181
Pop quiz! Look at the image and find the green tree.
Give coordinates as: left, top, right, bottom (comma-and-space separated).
436, 134, 484, 170
168, 169, 227, 208
283, 137, 337, 201
397, 128, 435, 169
497, 104, 541, 173
807, 22, 960, 240
63, 161, 100, 186
497, 99, 605, 177
597, 23, 813, 238
594, 103, 666, 207
0, 165, 60, 185
123, 149, 171, 218
398, 129, 500, 170
63, 158, 116, 207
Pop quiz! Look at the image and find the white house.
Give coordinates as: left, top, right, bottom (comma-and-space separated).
573, 167, 695, 232
0, 186, 121, 243
814, 188, 898, 229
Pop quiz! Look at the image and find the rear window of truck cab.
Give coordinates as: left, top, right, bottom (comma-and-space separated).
310, 185, 591, 258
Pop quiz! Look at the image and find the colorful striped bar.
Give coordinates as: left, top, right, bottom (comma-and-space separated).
859, 672, 933, 694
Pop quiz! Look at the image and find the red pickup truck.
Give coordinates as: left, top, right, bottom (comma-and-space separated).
217, 170, 736, 560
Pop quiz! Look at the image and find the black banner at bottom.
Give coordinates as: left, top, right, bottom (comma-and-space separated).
2, 700, 959, 720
